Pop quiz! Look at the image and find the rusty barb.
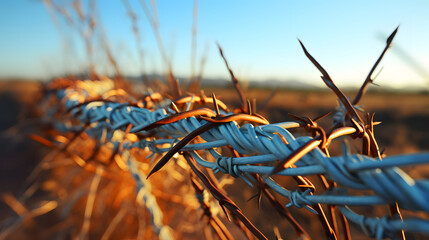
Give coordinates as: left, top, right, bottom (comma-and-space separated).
24, 26, 429, 240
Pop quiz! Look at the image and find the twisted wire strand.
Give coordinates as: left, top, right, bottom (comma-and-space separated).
50, 79, 429, 239
126, 151, 174, 240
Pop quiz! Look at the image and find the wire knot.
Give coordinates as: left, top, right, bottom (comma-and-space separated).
286, 189, 317, 214
350, 118, 366, 139
214, 156, 241, 178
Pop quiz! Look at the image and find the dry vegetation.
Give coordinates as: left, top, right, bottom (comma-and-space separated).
0, 1, 428, 240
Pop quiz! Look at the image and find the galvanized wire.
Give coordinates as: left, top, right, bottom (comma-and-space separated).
50, 78, 429, 239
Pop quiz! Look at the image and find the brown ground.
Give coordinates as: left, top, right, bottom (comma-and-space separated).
0, 80, 428, 239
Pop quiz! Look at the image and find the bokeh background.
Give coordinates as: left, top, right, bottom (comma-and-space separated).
0, 0, 428, 239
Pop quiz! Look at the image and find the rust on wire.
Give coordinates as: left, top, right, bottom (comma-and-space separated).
353, 26, 399, 105
15, 8, 425, 238
184, 152, 268, 240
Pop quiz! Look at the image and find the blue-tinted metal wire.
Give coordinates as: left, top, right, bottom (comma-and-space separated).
52, 83, 429, 239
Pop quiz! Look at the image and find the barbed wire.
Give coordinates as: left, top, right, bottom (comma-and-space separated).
44, 77, 429, 240
13, 23, 426, 239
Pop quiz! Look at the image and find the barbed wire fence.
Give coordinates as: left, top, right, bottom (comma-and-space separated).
1, 7, 429, 237
4, 25, 425, 240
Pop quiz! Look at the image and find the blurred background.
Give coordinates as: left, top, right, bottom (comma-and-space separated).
1, 0, 429, 89
0, 0, 428, 239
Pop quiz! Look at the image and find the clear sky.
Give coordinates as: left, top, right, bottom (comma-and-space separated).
1, 0, 429, 89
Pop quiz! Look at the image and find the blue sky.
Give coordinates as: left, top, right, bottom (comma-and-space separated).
1, 0, 429, 89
